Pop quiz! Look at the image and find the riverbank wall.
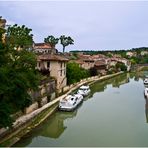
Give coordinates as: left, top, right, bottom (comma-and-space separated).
131, 64, 148, 72
0, 71, 123, 147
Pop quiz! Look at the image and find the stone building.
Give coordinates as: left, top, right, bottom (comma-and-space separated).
0, 16, 6, 28
37, 54, 69, 90
0, 16, 6, 43
33, 43, 58, 54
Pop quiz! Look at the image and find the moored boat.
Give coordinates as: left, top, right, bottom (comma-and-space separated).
144, 78, 148, 85
59, 94, 83, 111
144, 88, 148, 99
77, 85, 90, 96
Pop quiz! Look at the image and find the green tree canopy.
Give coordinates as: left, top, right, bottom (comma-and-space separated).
60, 35, 74, 52
116, 62, 127, 71
66, 62, 89, 85
0, 25, 40, 128
44, 35, 59, 48
5, 24, 33, 50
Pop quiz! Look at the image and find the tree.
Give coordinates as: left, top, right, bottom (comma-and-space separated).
89, 67, 98, 76
66, 62, 89, 85
44, 35, 59, 48
60, 35, 74, 52
0, 25, 40, 128
5, 24, 33, 50
116, 62, 127, 71
130, 59, 136, 65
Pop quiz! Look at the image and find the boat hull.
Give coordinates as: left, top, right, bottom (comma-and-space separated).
144, 88, 148, 99
58, 99, 83, 111
144, 79, 148, 85
77, 89, 90, 96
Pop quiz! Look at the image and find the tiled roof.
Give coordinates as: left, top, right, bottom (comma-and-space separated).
83, 58, 94, 62
0, 18, 6, 28
74, 60, 84, 64
95, 60, 106, 66
38, 54, 69, 62
34, 43, 52, 49
92, 54, 106, 58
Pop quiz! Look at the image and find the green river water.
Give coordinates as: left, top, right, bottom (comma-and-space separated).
14, 72, 148, 147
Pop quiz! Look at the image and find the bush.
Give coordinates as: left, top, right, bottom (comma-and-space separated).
66, 62, 90, 85
89, 67, 98, 76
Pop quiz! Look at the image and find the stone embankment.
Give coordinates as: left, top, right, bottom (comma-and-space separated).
0, 72, 123, 146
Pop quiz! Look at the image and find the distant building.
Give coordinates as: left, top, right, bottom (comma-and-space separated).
91, 54, 106, 60
0, 16, 6, 28
108, 58, 118, 66
33, 43, 58, 54
76, 54, 95, 69
107, 57, 131, 71
94, 60, 107, 75
37, 54, 69, 89
82, 58, 95, 70
126, 51, 137, 57
141, 51, 148, 56
0, 17, 6, 43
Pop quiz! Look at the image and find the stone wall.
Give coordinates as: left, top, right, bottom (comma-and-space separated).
31, 79, 55, 101
25, 78, 56, 114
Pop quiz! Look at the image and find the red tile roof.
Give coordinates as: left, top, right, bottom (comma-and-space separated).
72, 60, 84, 64
38, 54, 69, 62
34, 43, 53, 49
95, 60, 106, 66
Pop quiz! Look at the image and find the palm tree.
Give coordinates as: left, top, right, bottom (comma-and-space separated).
59, 35, 74, 52
44, 35, 59, 48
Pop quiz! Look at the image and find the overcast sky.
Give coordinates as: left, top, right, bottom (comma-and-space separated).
1, 1, 148, 52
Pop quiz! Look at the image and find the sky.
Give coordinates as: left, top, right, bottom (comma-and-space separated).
1, 1, 148, 52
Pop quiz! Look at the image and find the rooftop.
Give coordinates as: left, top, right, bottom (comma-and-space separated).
38, 54, 69, 62
34, 43, 53, 49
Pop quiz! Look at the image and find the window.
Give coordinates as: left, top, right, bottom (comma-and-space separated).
61, 62, 62, 68
47, 62, 50, 68
60, 70, 62, 76
38, 62, 40, 67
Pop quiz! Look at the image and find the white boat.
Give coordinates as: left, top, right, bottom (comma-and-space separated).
144, 88, 148, 99
144, 78, 148, 85
59, 94, 83, 111
77, 85, 90, 96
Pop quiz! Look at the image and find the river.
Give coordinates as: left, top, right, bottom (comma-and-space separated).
14, 72, 148, 147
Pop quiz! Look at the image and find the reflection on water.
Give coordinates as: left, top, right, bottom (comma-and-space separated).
144, 82, 148, 123
145, 98, 148, 123
14, 72, 148, 147
90, 73, 130, 95
42, 112, 74, 138
14, 105, 80, 147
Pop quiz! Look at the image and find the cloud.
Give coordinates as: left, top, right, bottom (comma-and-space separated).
1, 1, 148, 51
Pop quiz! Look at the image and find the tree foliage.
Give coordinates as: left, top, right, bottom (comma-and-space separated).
0, 25, 40, 128
44, 35, 59, 48
116, 62, 127, 71
60, 35, 74, 52
5, 24, 33, 50
66, 62, 90, 85
89, 67, 98, 76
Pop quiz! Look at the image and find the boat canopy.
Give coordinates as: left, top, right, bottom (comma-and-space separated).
62, 95, 73, 101
79, 85, 89, 90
